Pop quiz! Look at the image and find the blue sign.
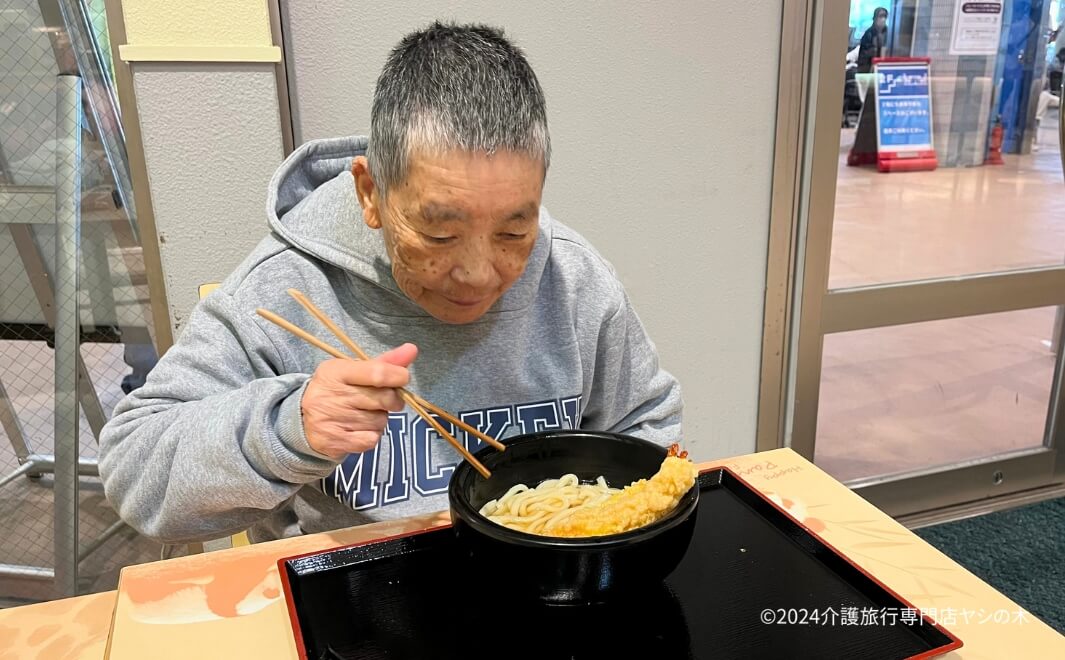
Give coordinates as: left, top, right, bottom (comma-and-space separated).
875, 63, 934, 151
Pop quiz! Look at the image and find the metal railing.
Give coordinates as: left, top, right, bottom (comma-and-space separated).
0, 0, 161, 601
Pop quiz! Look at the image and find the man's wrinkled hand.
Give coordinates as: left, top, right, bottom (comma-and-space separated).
300, 343, 417, 459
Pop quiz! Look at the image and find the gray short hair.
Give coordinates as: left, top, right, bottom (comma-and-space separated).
366, 22, 551, 196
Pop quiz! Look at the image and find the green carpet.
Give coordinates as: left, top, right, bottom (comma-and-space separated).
915, 497, 1065, 634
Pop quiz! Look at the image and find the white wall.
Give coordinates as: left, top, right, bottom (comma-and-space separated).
133, 63, 284, 328
281, 1, 781, 459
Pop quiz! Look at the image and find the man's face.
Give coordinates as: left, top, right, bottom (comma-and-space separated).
876, 15, 887, 29
353, 150, 544, 324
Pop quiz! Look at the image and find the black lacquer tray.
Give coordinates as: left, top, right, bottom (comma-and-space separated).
279, 468, 962, 660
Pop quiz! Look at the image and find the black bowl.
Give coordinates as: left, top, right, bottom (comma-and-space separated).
448, 430, 699, 604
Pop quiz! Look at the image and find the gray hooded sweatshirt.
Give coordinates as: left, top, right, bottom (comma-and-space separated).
99, 136, 682, 544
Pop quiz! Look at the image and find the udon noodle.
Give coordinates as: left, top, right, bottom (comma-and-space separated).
478, 474, 621, 535
479, 444, 698, 538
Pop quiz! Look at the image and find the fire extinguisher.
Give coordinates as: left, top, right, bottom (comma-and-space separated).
986, 116, 1004, 165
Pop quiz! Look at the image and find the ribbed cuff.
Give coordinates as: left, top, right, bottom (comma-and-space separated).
273, 380, 338, 480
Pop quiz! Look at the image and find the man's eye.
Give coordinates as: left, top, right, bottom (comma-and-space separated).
424, 235, 456, 244
500, 233, 527, 241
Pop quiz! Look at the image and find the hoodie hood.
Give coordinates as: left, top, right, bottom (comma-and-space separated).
264, 135, 552, 318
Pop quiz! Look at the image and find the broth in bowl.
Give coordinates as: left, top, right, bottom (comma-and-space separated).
448, 431, 700, 604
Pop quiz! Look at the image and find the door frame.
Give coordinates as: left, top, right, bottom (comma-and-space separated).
758, 0, 1065, 518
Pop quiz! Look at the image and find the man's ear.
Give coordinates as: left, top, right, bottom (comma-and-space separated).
352, 156, 382, 229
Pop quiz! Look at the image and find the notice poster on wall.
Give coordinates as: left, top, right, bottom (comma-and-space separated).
873, 59, 938, 172
949, 1, 1004, 56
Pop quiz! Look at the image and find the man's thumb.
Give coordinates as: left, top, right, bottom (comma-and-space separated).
375, 342, 418, 368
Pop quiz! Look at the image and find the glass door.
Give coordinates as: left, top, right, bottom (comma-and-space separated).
786, 0, 1065, 518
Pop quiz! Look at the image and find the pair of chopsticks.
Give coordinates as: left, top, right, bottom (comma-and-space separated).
256, 289, 504, 479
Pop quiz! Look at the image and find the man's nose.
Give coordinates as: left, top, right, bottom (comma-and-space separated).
450, 239, 496, 288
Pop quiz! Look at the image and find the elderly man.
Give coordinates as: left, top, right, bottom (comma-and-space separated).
100, 22, 681, 544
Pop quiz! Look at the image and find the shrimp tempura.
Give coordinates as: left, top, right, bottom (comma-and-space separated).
546, 444, 697, 537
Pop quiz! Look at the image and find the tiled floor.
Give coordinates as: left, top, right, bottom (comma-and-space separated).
815, 112, 1064, 483
829, 122, 1065, 289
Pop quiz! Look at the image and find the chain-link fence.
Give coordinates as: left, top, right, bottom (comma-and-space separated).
0, 0, 173, 604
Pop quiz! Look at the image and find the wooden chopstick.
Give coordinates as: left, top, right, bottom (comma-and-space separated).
255, 307, 494, 479
256, 308, 349, 361
285, 289, 507, 452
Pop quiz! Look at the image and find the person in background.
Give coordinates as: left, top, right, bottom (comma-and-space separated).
1033, 33, 1064, 152
857, 7, 889, 74
1049, 27, 1064, 95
